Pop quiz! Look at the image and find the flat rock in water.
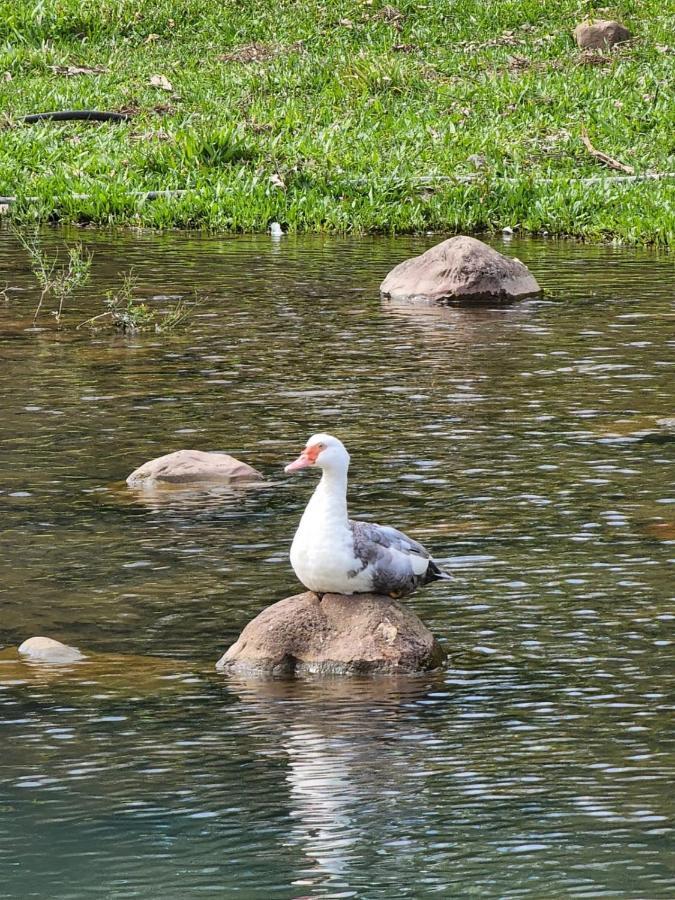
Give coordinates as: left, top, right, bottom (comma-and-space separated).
2, 643, 203, 696
574, 20, 631, 49
126, 449, 263, 486
216, 591, 446, 676
379, 236, 540, 305
599, 415, 675, 443
18, 636, 84, 664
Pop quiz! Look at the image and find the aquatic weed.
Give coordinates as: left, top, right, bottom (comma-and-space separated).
79, 270, 195, 332
12, 227, 91, 323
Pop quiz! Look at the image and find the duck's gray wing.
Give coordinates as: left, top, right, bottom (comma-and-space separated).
349, 519, 449, 596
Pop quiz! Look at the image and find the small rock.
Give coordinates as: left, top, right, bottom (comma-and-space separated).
574, 20, 631, 50
216, 592, 446, 676
18, 636, 84, 664
380, 235, 540, 305
126, 449, 263, 486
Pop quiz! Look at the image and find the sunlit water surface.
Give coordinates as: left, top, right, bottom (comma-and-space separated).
0, 230, 673, 898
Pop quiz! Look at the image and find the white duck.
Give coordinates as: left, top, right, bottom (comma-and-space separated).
284, 433, 452, 597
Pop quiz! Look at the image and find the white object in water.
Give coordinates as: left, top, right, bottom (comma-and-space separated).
284, 433, 453, 597
270, 222, 283, 238
18, 636, 84, 664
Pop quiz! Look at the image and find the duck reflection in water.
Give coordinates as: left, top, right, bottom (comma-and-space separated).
229, 676, 443, 890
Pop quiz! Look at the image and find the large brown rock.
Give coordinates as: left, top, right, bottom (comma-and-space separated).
379, 236, 540, 305
574, 20, 631, 49
216, 592, 446, 676
126, 449, 262, 486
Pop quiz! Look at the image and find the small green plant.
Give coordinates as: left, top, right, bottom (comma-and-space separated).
103, 271, 155, 332
79, 270, 193, 332
14, 228, 92, 323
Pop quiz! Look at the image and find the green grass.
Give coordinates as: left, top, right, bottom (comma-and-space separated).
0, 0, 673, 243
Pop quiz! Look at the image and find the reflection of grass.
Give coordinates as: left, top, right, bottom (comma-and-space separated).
79, 270, 194, 332
13, 227, 91, 323
0, 0, 673, 243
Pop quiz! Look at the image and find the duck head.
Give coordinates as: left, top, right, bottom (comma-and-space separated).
284, 433, 350, 474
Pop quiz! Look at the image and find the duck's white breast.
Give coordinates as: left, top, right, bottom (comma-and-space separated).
290, 516, 372, 594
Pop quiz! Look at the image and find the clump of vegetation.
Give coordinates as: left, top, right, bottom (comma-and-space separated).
14, 228, 91, 323
79, 270, 193, 332
13, 228, 193, 330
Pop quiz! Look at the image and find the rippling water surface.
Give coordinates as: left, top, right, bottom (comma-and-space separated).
0, 230, 673, 898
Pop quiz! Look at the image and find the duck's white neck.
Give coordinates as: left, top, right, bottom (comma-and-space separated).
301, 466, 349, 529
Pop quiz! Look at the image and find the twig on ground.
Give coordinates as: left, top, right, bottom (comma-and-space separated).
581, 130, 635, 174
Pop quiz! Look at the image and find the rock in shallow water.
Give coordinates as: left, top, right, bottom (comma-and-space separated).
216, 592, 446, 676
379, 236, 540, 305
18, 636, 84, 664
126, 449, 263, 486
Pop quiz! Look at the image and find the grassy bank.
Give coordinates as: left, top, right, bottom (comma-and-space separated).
0, 0, 673, 243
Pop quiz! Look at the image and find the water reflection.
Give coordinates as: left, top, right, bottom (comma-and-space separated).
231, 677, 442, 892
121, 479, 272, 512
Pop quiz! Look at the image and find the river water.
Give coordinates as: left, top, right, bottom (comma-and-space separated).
0, 229, 673, 898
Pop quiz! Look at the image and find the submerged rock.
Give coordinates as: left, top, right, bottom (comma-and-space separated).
2, 642, 202, 696
574, 20, 631, 49
596, 415, 675, 443
126, 449, 263, 486
216, 591, 446, 676
18, 636, 84, 664
643, 521, 675, 541
379, 236, 540, 305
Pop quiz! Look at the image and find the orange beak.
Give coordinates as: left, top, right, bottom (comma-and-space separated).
284, 444, 320, 473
